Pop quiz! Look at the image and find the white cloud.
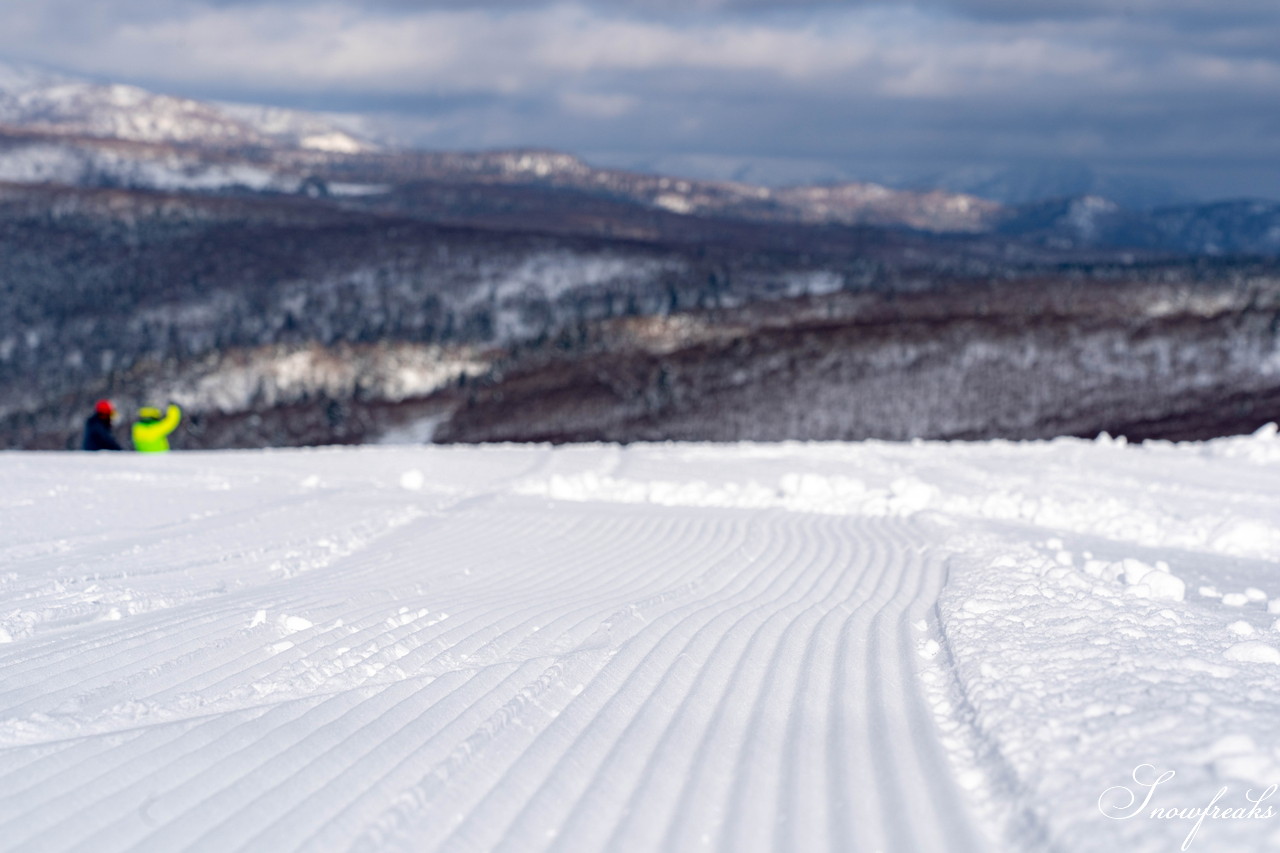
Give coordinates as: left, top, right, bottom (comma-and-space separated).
1, 1, 1274, 102
3, 4, 880, 91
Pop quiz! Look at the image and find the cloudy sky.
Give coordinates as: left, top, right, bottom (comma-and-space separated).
2, 0, 1278, 199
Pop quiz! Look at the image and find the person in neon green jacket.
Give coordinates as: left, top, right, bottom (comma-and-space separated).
132, 404, 182, 452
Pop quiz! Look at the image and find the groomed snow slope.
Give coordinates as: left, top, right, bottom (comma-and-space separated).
0, 432, 1277, 852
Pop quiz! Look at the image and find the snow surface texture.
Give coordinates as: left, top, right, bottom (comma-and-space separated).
0, 428, 1277, 852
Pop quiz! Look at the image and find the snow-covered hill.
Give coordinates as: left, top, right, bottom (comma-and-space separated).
0, 59, 374, 153
5, 59, 1278, 254
0, 60, 1000, 232
1, 432, 1278, 851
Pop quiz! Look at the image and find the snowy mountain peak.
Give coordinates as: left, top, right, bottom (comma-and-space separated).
0, 58, 376, 153
215, 102, 378, 154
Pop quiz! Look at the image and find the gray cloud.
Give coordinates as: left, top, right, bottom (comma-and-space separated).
1, 0, 1277, 200
196, 0, 1280, 25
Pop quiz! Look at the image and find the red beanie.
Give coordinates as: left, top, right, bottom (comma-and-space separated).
94, 399, 115, 417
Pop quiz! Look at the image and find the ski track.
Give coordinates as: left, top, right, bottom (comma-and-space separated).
0, 446, 989, 852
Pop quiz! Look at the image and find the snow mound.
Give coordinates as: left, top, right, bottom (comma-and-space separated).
1224, 642, 1280, 665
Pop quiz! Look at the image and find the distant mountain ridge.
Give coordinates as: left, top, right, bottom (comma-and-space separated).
995, 195, 1280, 256
898, 163, 1187, 210
2, 58, 1278, 256
0, 59, 375, 153
0, 59, 1002, 234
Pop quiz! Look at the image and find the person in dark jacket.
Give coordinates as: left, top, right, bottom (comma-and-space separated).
82, 399, 123, 451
